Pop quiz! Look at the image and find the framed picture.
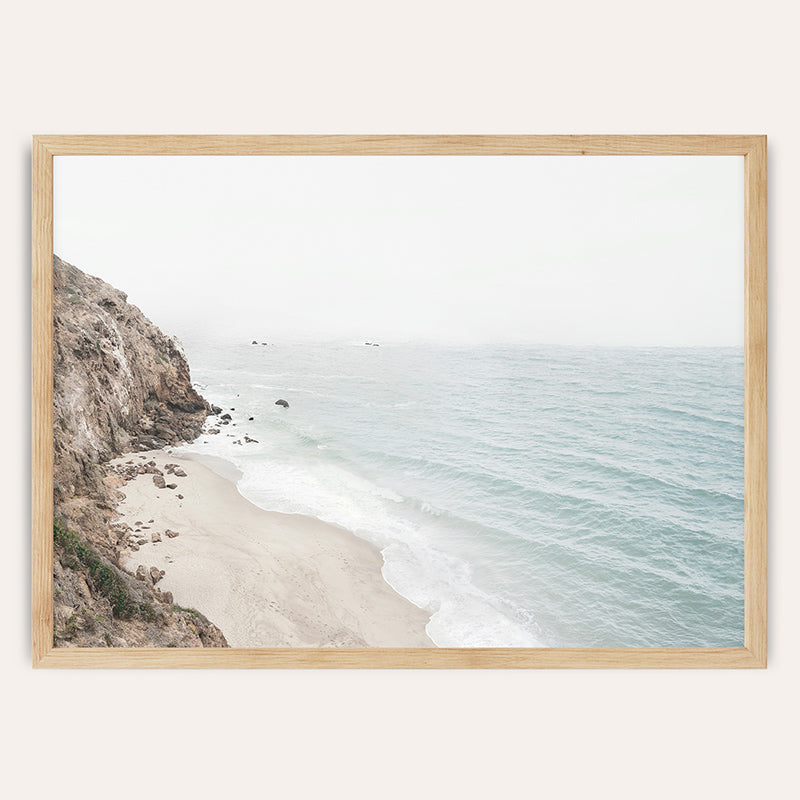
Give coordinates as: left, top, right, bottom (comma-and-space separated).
32, 135, 766, 668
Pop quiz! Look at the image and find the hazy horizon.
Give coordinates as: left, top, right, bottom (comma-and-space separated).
54, 155, 744, 347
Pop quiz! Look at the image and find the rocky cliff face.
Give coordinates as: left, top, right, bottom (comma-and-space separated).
52, 256, 227, 647
53, 255, 210, 504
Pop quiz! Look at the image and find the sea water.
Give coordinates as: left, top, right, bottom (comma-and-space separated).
176, 340, 744, 648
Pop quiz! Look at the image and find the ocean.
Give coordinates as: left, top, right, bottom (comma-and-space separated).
175, 340, 744, 648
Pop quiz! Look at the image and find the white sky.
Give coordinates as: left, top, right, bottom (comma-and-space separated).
54, 155, 744, 346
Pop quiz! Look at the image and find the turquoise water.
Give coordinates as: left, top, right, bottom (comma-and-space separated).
177, 341, 744, 648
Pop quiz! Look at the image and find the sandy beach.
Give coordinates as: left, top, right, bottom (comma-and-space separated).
108, 450, 434, 648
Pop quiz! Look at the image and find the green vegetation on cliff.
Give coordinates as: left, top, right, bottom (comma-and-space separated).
54, 521, 137, 619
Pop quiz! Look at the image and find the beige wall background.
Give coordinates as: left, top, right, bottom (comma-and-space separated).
2, 1, 796, 797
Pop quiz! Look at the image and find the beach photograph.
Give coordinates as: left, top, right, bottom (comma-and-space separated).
50, 153, 745, 650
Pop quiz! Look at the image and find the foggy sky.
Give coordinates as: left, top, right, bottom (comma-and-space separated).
53, 155, 744, 346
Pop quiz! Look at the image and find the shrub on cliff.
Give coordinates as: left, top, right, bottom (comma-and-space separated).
54, 521, 136, 618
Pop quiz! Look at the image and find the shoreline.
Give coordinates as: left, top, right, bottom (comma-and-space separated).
107, 449, 435, 648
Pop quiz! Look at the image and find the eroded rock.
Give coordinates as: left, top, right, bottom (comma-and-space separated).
51, 256, 227, 649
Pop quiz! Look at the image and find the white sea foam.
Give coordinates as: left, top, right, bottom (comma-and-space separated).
182, 417, 533, 646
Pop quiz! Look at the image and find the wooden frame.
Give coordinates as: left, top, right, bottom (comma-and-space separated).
32, 135, 767, 668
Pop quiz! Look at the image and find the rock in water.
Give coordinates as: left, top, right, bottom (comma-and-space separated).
275, 399, 289, 408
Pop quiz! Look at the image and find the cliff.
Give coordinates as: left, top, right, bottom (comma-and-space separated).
51, 256, 227, 647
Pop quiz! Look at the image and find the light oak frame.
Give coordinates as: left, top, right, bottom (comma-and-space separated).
32, 135, 767, 668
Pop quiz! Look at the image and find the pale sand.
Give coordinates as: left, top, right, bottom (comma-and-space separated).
109, 450, 434, 648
